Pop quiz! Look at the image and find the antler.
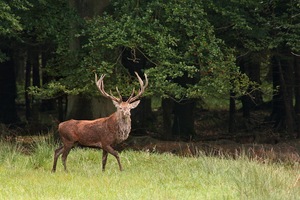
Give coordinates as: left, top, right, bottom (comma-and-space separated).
95, 74, 122, 103
127, 72, 148, 103
95, 72, 148, 103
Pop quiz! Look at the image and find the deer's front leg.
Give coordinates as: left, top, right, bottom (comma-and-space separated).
102, 150, 108, 171
103, 145, 123, 171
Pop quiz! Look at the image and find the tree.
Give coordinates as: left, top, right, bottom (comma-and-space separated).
295, 55, 300, 136
268, 1, 299, 136
204, 0, 269, 131
0, 0, 30, 124
205, 0, 300, 136
78, 0, 250, 138
2, 0, 257, 138
23, 0, 253, 138
0, 0, 29, 60
15, 0, 81, 122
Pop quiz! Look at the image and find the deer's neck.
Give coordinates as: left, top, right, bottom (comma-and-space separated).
115, 112, 131, 143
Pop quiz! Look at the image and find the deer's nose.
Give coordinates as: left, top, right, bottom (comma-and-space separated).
121, 109, 131, 116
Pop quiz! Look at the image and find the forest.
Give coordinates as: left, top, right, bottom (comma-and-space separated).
0, 0, 300, 142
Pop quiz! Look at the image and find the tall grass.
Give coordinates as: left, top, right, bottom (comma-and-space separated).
0, 138, 299, 200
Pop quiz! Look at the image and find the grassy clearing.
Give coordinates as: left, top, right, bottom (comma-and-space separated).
0, 138, 299, 200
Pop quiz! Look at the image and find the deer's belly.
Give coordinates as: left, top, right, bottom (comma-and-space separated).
78, 141, 103, 148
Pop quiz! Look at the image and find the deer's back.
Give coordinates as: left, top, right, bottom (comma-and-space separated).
58, 117, 117, 147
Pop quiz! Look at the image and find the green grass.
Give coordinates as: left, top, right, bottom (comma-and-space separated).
0, 139, 299, 200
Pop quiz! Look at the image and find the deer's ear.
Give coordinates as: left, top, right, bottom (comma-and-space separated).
129, 100, 140, 109
112, 101, 120, 108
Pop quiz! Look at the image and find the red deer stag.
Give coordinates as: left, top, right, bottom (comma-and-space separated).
52, 72, 148, 172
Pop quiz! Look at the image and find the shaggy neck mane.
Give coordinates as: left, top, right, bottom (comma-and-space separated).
115, 111, 131, 143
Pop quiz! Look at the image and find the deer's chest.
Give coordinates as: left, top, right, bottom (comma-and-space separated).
116, 118, 131, 143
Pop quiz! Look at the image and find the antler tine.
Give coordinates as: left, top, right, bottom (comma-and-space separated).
95, 73, 121, 102
127, 72, 148, 103
127, 88, 135, 102
115, 87, 123, 101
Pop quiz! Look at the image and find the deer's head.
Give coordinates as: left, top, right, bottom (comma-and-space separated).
95, 72, 148, 118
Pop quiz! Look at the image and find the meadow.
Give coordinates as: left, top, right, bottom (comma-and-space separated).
0, 138, 299, 200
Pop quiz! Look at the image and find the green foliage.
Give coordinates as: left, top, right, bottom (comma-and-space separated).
0, 0, 30, 36
269, 0, 300, 52
20, 0, 88, 99
205, 0, 300, 52
4, 0, 256, 101
81, 0, 251, 100
0, 0, 31, 62
2, 0, 298, 102
29, 78, 92, 99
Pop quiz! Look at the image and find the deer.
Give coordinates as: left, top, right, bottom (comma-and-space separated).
51, 72, 148, 172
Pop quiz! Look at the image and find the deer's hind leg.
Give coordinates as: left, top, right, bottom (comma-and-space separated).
61, 145, 72, 172
52, 146, 64, 172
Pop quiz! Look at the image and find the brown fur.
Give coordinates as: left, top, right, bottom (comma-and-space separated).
51, 100, 140, 172
52, 72, 147, 172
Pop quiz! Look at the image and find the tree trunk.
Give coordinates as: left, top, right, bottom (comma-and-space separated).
65, 0, 110, 120
0, 49, 19, 124
66, 95, 115, 120
270, 51, 295, 136
278, 60, 294, 135
228, 90, 236, 133
294, 55, 300, 137
31, 47, 41, 122
162, 98, 196, 140
25, 51, 32, 121
24, 46, 41, 122
57, 96, 66, 122
238, 53, 263, 118
239, 58, 251, 118
131, 98, 153, 135
66, 95, 93, 120
162, 98, 173, 139
172, 99, 195, 140
270, 56, 282, 127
